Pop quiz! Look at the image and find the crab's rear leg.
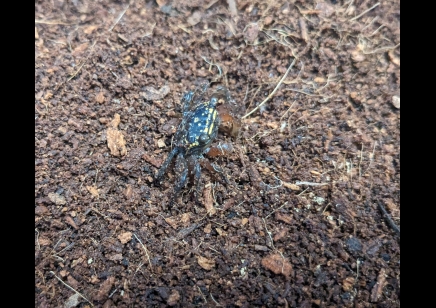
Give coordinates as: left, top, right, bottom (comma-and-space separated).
155, 147, 179, 186
170, 152, 189, 206
188, 155, 202, 204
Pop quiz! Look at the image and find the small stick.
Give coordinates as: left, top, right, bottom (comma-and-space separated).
265, 201, 288, 219
242, 58, 296, 119
109, 4, 130, 32
50, 271, 93, 307
377, 202, 400, 235
350, 3, 380, 22
66, 41, 97, 82
295, 181, 329, 186
133, 234, 153, 270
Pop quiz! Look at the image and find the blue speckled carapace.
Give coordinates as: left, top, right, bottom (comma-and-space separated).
154, 84, 230, 206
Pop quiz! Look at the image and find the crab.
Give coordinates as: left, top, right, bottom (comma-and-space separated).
154, 84, 234, 205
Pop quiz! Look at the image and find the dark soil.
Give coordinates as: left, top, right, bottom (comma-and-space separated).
35, 0, 400, 307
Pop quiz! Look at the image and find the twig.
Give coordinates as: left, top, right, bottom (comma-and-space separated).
363, 43, 400, 55
242, 58, 296, 119
35, 229, 41, 251
377, 202, 400, 235
262, 218, 275, 250
66, 41, 97, 82
197, 286, 208, 304
295, 181, 329, 186
210, 293, 223, 306
109, 4, 130, 32
349, 3, 380, 22
286, 88, 333, 98
50, 271, 93, 306
265, 202, 288, 219
35, 19, 75, 25
359, 144, 364, 178
133, 233, 153, 270
201, 56, 223, 82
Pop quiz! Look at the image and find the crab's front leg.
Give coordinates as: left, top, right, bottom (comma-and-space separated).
170, 152, 189, 206
155, 147, 179, 186
181, 91, 195, 115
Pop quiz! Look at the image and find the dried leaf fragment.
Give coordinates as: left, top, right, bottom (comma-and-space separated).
197, 256, 215, 270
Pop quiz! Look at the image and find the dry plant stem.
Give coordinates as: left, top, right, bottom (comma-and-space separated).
242, 58, 296, 119
67, 41, 97, 82
50, 271, 93, 307
350, 3, 380, 22
109, 4, 130, 31
133, 233, 153, 270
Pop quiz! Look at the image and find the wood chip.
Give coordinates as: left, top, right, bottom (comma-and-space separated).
65, 216, 78, 229
106, 114, 127, 156
261, 254, 293, 278
94, 277, 115, 301
203, 183, 216, 216
370, 268, 387, 302
283, 182, 301, 191
142, 153, 162, 168
275, 212, 293, 224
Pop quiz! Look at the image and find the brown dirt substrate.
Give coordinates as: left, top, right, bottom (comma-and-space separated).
35, 0, 400, 307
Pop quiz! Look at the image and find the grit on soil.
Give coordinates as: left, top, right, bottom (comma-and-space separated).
35, 0, 400, 307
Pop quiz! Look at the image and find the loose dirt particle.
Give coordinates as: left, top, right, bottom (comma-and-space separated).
140, 85, 170, 101
273, 227, 289, 241
48, 192, 66, 205
167, 289, 181, 306
86, 186, 99, 198
142, 153, 162, 168
118, 232, 132, 244
64, 293, 81, 308
342, 276, 355, 291
35, 205, 49, 215
275, 212, 293, 224
95, 91, 105, 104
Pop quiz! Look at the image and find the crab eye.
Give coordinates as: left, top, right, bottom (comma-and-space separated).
198, 133, 209, 144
